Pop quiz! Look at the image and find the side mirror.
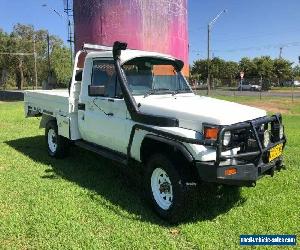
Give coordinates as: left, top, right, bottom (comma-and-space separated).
75, 70, 82, 81
88, 85, 106, 96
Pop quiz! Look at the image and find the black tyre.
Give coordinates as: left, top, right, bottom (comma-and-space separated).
144, 154, 188, 223
45, 120, 69, 158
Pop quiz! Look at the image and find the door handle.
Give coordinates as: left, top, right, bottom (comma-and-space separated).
78, 103, 85, 111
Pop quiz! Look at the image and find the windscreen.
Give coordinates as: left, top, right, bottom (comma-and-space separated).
122, 57, 192, 96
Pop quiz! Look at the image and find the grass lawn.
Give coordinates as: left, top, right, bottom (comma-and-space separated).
0, 100, 299, 249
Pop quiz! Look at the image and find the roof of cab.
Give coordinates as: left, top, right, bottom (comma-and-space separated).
85, 49, 177, 64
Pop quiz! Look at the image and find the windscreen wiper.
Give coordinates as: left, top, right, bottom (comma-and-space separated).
172, 89, 193, 96
144, 88, 173, 97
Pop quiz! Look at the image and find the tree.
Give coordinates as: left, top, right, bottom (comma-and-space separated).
191, 59, 238, 87
253, 56, 274, 90
191, 59, 208, 82
273, 59, 293, 86
190, 56, 294, 89
191, 58, 226, 84
11, 24, 35, 89
222, 61, 239, 86
0, 30, 7, 86
239, 57, 257, 79
51, 46, 72, 87
292, 65, 300, 81
210, 57, 225, 79
253, 56, 274, 79
0, 23, 73, 89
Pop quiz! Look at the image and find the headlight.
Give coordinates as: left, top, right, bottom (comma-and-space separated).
279, 125, 284, 139
223, 131, 231, 146
261, 123, 268, 131
263, 130, 270, 147
260, 124, 265, 131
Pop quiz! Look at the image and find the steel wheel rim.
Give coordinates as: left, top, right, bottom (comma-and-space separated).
48, 129, 57, 153
151, 167, 173, 210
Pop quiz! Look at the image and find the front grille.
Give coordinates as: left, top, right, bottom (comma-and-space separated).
271, 122, 281, 142
225, 118, 281, 154
216, 114, 285, 165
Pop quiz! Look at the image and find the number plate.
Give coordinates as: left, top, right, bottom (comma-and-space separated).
269, 143, 283, 162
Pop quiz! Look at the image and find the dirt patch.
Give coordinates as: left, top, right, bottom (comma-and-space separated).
241, 98, 300, 115
243, 102, 290, 114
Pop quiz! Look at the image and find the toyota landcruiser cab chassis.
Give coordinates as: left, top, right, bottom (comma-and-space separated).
24, 41, 286, 221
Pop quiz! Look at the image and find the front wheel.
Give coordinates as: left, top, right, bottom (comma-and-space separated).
45, 120, 69, 158
144, 154, 188, 222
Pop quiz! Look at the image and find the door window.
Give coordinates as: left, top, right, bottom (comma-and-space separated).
92, 60, 121, 98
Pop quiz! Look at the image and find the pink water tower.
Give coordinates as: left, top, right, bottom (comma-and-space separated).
73, 0, 189, 75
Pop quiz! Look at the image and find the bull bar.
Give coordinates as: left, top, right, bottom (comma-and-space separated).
196, 114, 287, 187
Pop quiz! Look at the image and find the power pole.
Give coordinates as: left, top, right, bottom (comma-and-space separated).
64, 0, 74, 67
47, 33, 51, 76
33, 37, 38, 89
207, 24, 211, 95
206, 9, 227, 95
42, 2, 74, 68
68, 20, 74, 67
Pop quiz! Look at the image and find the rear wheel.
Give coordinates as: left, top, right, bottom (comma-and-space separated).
144, 154, 188, 222
45, 120, 69, 158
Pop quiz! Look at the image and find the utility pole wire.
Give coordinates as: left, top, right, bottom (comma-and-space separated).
213, 42, 300, 53
208, 27, 300, 42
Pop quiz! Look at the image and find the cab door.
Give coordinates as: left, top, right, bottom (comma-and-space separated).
78, 58, 130, 154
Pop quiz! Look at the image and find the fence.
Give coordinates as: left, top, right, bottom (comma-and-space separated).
191, 77, 298, 89
193, 80, 300, 102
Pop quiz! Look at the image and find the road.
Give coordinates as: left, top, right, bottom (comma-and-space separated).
196, 89, 300, 98
0, 90, 24, 101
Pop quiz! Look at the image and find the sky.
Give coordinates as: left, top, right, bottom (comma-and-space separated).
0, 0, 300, 65
189, 0, 300, 64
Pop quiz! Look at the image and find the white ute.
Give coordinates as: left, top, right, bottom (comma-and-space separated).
24, 41, 286, 222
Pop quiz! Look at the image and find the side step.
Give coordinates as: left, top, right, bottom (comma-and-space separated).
75, 140, 128, 165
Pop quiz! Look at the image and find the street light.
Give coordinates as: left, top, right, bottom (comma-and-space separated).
42, 4, 74, 67
42, 4, 63, 18
207, 9, 227, 95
